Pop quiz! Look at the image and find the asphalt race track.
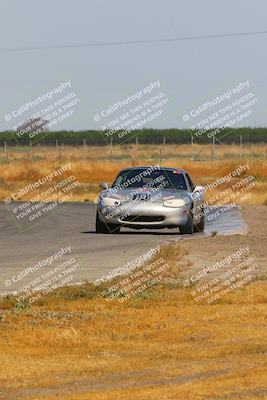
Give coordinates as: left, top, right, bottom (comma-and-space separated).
0, 202, 247, 295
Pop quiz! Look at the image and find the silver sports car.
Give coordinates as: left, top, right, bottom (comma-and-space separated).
96, 166, 205, 234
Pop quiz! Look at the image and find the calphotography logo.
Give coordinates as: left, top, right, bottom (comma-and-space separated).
2, 79, 81, 148
1, 241, 81, 305
4, 163, 82, 231
182, 80, 260, 141
186, 246, 259, 304
93, 80, 170, 144
93, 245, 171, 304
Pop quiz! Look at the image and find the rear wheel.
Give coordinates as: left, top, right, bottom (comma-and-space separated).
95, 212, 120, 234
179, 212, 194, 234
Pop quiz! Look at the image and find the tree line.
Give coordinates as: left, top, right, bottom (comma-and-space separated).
0, 127, 267, 146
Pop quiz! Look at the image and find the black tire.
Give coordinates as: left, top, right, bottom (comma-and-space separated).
194, 206, 205, 233
179, 212, 194, 234
95, 212, 120, 234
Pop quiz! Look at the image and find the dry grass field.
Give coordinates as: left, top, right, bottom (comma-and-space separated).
0, 242, 267, 400
0, 143, 267, 205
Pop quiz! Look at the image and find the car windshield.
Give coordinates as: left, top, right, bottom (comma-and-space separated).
112, 168, 187, 190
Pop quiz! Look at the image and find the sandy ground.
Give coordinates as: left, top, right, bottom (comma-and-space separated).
180, 205, 267, 285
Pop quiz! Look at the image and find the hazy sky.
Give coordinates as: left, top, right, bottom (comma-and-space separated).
0, 0, 266, 132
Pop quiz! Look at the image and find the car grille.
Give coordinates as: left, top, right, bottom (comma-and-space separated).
122, 215, 165, 223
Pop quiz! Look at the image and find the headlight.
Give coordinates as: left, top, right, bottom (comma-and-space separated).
101, 197, 121, 207
163, 199, 186, 208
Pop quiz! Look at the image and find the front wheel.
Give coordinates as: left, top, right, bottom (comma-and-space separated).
95, 212, 120, 234
194, 206, 205, 233
179, 212, 194, 234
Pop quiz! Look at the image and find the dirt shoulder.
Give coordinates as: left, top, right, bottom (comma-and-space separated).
180, 205, 267, 285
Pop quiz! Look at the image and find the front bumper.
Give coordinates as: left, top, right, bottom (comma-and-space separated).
98, 202, 189, 228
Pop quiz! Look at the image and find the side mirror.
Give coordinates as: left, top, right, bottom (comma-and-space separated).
100, 182, 109, 190
192, 185, 205, 198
